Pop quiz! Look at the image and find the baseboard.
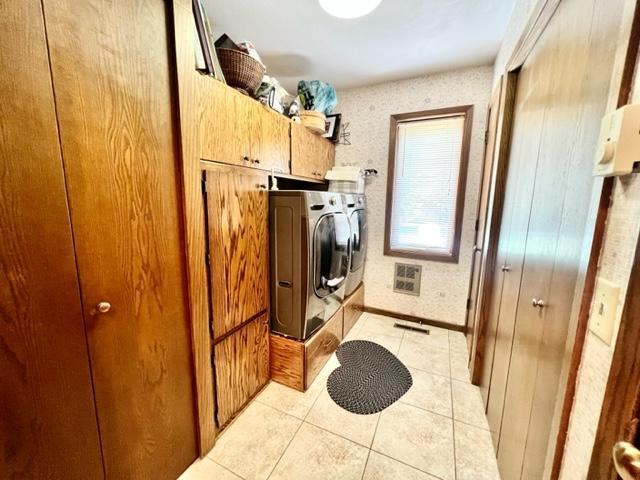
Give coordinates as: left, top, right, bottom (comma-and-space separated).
363, 306, 465, 333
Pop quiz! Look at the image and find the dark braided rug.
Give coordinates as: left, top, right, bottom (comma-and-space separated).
327, 340, 413, 415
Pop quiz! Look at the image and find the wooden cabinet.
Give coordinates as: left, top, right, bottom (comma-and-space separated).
203, 163, 270, 340
202, 162, 271, 428
0, 2, 103, 477
43, 0, 197, 478
343, 283, 365, 337
214, 314, 270, 427
270, 307, 344, 392
201, 83, 290, 174
291, 122, 336, 180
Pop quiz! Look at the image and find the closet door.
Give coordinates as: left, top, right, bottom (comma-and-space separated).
0, 2, 103, 477
42, 1, 197, 478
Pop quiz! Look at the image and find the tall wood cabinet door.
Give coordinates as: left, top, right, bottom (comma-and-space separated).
42, 1, 197, 478
204, 164, 270, 340
214, 313, 270, 427
254, 107, 291, 174
484, 59, 545, 443
0, 2, 103, 478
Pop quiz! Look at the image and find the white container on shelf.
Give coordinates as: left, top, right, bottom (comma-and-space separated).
325, 166, 365, 194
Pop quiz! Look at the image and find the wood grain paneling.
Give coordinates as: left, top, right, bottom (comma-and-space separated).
171, 1, 216, 453
0, 1, 103, 478
203, 163, 270, 340
214, 314, 270, 427
343, 283, 365, 337
291, 123, 335, 180
306, 308, 343, 388
270, 334, 305, 392
43, 1, 197, 478
255, 105, 291, 173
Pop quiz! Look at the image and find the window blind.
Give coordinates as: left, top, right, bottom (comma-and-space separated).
389, 114, 465, 255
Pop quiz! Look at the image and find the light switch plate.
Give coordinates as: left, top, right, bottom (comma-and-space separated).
589, 277, 620, 345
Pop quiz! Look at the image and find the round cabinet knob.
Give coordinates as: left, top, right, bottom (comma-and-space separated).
531, 298, 546, 308
257, 184, 267, 190
252, 158, 260, 164
96, 301, 111, 313
243, 156, 250, 162
501, 265, 511, 272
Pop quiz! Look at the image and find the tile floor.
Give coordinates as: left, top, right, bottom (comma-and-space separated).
179, 313, 501, 480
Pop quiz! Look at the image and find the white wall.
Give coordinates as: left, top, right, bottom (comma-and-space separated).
335, 65, 493, 326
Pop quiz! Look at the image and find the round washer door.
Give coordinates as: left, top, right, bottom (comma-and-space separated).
313, 212, 351, 298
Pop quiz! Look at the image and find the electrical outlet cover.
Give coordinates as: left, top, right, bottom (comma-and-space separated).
589, 277, 620, 345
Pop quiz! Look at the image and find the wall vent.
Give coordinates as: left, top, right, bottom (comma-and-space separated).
393, 263, 421, 296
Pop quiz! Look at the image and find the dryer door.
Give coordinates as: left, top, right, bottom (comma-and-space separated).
313, 212, 351, 298
349, 209, 367, 273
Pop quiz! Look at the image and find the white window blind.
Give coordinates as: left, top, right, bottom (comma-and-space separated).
389, 114, 465, 256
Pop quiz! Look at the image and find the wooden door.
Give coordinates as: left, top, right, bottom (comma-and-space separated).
482, 0, 627, 475
464, 83, 502, 354
214, 313, 270, 427
0, 2, 103, 477
291, 123, 335, 179
254, 106, 290, 173
201, 82, 252, 167
203, 164, 270, 340
42, 1, 197, 478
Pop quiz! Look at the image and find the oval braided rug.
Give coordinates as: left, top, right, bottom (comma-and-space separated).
327, 340, 413, 415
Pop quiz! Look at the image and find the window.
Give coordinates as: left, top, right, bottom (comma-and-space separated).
384, 105, 473, 262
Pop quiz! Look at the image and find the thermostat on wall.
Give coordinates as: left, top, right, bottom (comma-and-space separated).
594, 104, 640, 176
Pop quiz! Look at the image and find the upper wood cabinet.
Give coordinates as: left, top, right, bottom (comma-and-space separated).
203, 163, 270, 340
291, 122, 336, 180
201, 82, 290, 174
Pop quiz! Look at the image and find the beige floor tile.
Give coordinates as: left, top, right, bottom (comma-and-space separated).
344, 314, 367, 339
398, 338, 450, 377
363, 451, 440, 480
455, 421, 501, 480
449, 330, 469, 353
402, 325, 450, 351
401, 368, 452, 417
208, 402, 301, 480
452, 380, 490, 430
347, 330, 403, 355
255, 379, 324, 420
450, 348, 471, 382
316, 353, 340, 379
269, 422, 369, 480
306, 389, 381, 447
178, 458, 241, 480
359, 314, 405, 339
372, 402, 455, 480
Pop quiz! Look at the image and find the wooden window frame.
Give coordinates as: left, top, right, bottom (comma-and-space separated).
384, 105, 474, 263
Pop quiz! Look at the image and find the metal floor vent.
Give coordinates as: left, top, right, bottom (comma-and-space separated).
393, 263, 421, 295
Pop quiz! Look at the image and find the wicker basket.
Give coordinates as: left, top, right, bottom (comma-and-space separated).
217, 48, 266, 95
300, 110, 327, 135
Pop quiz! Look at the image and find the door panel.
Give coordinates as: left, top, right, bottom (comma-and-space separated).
291, 123, 335, 180
43, 1, 197, 478
214, 314, 270, 427
0, 1, 103, 477
204, 165, 270, 339
313, 213, 351, 297
255, 107, 290, 173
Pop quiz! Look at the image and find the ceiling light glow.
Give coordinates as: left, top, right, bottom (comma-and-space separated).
319, 0, 382, 19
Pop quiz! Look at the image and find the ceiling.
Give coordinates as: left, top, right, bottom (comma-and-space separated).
205, 0, 515, 92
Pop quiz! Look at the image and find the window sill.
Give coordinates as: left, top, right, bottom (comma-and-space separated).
383, 246, 459, 264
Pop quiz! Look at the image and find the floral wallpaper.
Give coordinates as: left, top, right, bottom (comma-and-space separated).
335, 65, 493, 326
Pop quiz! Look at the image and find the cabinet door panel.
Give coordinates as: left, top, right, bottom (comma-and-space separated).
43, 1, 197, 478
214, 314, 270, 427
255, 106, 290, 174
0, 1, 103, 477
204, 165, 270, 339
291, 123, 335, 180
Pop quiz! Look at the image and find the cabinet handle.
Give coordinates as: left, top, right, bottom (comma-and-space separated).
243, 156, 250, 162
253, 158, 261, 164
96, 301, 111, 314
257, 184, 267, 189
532, 298, 546, 308
501, 265, 511, 272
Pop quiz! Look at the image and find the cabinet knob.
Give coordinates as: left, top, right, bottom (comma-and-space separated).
96, 301, 111, 313
501, 265, 511, 272
257, 184, 267, 189
532, 298, 546, 308
252, 158, 260, 164
243, 156, 250, 162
